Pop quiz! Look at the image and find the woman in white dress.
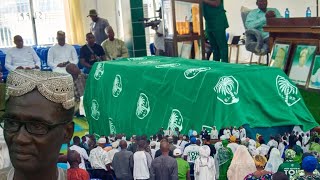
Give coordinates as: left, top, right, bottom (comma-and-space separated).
194, 145, 216, 180
264, 148, 283, 173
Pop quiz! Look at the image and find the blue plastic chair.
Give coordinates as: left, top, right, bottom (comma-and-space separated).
0, 54, 9, 81
39, 48, 52, 71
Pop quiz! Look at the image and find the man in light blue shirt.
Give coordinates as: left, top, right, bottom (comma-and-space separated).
245, 0, 282, 54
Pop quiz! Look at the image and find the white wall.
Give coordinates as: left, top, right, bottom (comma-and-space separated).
225, 0, 318, 38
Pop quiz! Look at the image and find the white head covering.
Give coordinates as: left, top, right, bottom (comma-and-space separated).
264, 148, 283, 173
195, 145, 216, 179
6, 70, 75, 109
227, 145, 256, 180
98, 138, 106, 144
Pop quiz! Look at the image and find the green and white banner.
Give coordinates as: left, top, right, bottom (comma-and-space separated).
83, 56, 318, 137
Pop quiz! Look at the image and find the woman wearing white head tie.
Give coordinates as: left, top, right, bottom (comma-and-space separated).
214, 141, 222, 179
227, 145, 256, 180
194, 145, 215, 180
264, 148, 283, 173
248, 139, 258, 156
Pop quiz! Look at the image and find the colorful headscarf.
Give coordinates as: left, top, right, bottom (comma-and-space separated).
302, 156, 318, 173
285, 149, 296, 160
222, 140, 228, 147
230, 136, 236, 143
254, 155, 267, 167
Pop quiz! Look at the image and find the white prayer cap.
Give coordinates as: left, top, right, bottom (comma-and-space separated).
6, 70, 74, 110
97, 138, 106, 144
173, 148, 182, 156
220, 135, 227, 140
112, 141, 119, 148
150, 141, 156, 147
192, 131, 198, 136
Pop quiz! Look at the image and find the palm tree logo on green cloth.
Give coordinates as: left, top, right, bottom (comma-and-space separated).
91, 99, 100, 120
112, 75, 122, 97
94, 63, 104, 80
214, 76, 240, 105
276, 75, 301, 106
109, 118, 117, 134
136, 93, 151, 119
184, 67, 211, 79
167, 109, 184, 132
155, 63, 180, 68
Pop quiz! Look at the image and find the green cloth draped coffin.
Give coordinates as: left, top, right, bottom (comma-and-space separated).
84, 56, 318, 137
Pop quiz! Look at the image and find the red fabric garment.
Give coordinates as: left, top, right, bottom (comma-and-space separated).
67, 168, 90, 180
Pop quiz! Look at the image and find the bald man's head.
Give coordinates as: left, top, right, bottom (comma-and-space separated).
67, 150, 81, 167
119, 140, 127, 149
160, 141, 170, 153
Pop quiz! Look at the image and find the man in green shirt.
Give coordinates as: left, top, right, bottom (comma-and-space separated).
278, 149, 301, 179
174, 148, 191, 180
203, 0, 229, 63
245, 0, 282, 55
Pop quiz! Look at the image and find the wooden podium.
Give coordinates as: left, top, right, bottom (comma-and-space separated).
264, 17, 320, 73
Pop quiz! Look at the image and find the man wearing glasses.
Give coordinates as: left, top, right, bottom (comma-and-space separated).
0, 70, 75, 180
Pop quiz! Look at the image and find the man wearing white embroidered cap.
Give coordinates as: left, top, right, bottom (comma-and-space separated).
88, 137, 111, 179
47, 31, 79, 74
0, 70, 75, 180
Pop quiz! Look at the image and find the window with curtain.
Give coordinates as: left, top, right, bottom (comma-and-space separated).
0, 0, 66, 48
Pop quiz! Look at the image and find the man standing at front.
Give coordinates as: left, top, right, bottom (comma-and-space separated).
132, 140, 152, 180
89, 137, 112, 179
150, 141, 178, 180
112, 140, 134, 180
5, 35, 40, 71
47, 31, 78, 74
0, 70, 75, 180
88, 9, 110, 45
183, 137, 200, 179
203, 0, 229, 63
69, 136, 89, 170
